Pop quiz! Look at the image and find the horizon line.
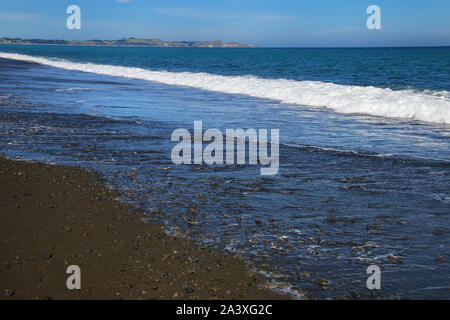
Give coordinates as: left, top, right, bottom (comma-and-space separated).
1, 43, 449, 49
1, 36, 449, 49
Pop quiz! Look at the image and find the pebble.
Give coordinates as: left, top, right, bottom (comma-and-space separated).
5, 289, 15, 296
42, 251, 53, 259
184, 286, 195, 293
314, 279, 329, 287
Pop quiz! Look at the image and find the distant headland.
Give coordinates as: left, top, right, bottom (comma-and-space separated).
0, 37, 258, 48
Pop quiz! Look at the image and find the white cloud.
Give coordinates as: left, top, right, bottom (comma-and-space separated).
115, 0, 133, 3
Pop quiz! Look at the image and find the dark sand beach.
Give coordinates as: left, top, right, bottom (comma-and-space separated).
0, 157, 286, 300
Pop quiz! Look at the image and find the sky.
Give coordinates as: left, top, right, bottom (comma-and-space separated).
0, 0, 449, 47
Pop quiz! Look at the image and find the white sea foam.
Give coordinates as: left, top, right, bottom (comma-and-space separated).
284, 142, 450, 162
1, 52, 450, 124
55, 87, 94, 92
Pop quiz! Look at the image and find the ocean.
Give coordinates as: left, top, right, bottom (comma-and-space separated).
0, 45, 449, 299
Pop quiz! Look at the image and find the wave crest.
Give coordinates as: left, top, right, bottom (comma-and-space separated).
1, 52, 449, 124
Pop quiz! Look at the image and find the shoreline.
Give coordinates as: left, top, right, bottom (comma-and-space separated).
0, 156, 287, 300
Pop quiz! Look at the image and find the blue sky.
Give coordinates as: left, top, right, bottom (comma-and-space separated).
0, 0, 449, 47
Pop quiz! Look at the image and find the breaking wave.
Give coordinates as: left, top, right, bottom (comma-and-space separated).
1, 52, 449, 124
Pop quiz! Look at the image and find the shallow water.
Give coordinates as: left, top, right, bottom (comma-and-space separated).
0, 48, 449, 299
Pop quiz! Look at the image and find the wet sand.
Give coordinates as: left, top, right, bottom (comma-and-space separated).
0, 156, 286, 300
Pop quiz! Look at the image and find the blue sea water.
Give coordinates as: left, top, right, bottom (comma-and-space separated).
1, 45, 449, 91
0, 45, 449, 299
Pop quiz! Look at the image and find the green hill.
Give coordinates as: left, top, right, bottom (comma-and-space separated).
0, 37, 258, 48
